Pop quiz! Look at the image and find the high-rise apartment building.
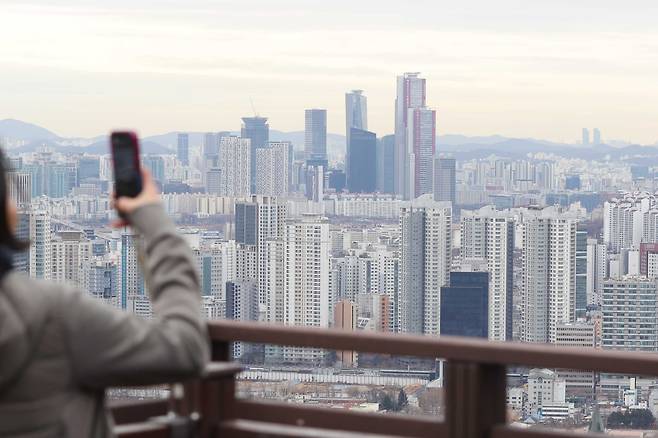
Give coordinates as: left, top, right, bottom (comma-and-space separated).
177, 133, 189, 166
262, 239, 285, 325
407, 107, 436, 198
218, 136, 251, 197
575, 225, 588, 316
7, 171, 32, 207
587, 239, 607, 307
51, 230, 92, 286
433, 157, 456, 203
27, 162, 77, 198
603, 194, 656, 253
241, 117, 269, 191
399, 196, 451, 335
205, 168, 222, 195
121, 231, 145, 310
142, 155, 165, 184
461, 206, 515, 341
305, 163, 324, 202
593, 128, 601, 145
330, 245, 399, 332
29, 211, 51, 280
77, 157, 100, 181
255, 142, 291, 197
521, 207, 579, 344
283, 215, 330, 362
394, 72, 429, 199
194, 240, 236, 299
203, 131, 229, 158
304, 109, 327, 165
602, 278, 658, 352
582, 128, 590, 146
235, 196, 287, 320
13, 212, 30, 274
640, 243, 658, 277
226, 279, 259, 358
86, 257, 119, 307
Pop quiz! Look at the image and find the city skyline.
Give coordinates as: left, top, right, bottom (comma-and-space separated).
2, 1, 658, 144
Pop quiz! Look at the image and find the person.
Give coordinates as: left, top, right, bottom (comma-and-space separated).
0, 150, 209, 437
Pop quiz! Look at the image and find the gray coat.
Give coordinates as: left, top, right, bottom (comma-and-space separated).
0, 204, 209, 437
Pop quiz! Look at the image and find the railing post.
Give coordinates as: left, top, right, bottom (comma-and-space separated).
212, 340, 231, 362
198, 341, 236, 438
445, 361, 507, 438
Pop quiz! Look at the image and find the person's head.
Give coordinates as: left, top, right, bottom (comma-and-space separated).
0, 149, 28, 251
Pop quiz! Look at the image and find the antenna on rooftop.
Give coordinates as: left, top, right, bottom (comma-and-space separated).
249, 97, 259, 117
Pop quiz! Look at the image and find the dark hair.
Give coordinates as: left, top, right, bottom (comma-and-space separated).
0, 148, 29, 251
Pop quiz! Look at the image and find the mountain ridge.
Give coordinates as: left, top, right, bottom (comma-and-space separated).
2, 118, 657, 163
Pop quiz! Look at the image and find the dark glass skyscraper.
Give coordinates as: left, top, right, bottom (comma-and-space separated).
440, 272, 489, 338
241, 117, 269, 191
177, 133, 189, 166
433, 157, 456, 203
142, 155, 165, 184
235, 202, 258, 246
77, 157, 100, 181
345, 90, 367, 188
347, 127, 377, 193
377, 135, 395, 194
304, 109, 327, 165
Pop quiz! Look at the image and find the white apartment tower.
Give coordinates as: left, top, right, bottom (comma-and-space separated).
121, 231, 145, 310
461, 206, 515, 341
218, 136, 251, 197
604, 195, 656, 253
521, 207, 579, 344
406, 107, 436, 198
194, 240, 237, 299
602, 278, 658, 352
255, 142, 291, 197
586, 238, 607, 307
399, 196, 451, 335
235, 196, 288, 324
29, 211, 51, 280
395, 72, 429, 199
51, 230, 93, 286
7, 171, 32, 207
283, 215, 330, 362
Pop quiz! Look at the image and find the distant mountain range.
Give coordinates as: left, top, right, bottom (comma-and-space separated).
2, 119, 658, 165
0, 119, 60, 141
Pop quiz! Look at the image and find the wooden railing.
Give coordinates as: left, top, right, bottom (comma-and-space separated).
111, 320, 658, 438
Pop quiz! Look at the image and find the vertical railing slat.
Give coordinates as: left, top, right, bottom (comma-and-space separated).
445, 362, 507, 438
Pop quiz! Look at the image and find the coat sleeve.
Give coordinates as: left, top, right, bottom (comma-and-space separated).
62, 203, 210, 389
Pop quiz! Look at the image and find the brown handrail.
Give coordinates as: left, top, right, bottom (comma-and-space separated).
117, 320, 652, 438
208, 319, 658, 375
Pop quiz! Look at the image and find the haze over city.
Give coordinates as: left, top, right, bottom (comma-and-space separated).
6, 1, 658, 436
2, 0, 658, 143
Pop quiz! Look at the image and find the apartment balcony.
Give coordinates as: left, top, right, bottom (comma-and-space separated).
111, 320, 658, 438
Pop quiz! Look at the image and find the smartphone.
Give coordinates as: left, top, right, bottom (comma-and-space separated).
110, 131, 142, 198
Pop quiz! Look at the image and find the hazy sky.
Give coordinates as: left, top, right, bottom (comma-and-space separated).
1, 0, 658, 144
